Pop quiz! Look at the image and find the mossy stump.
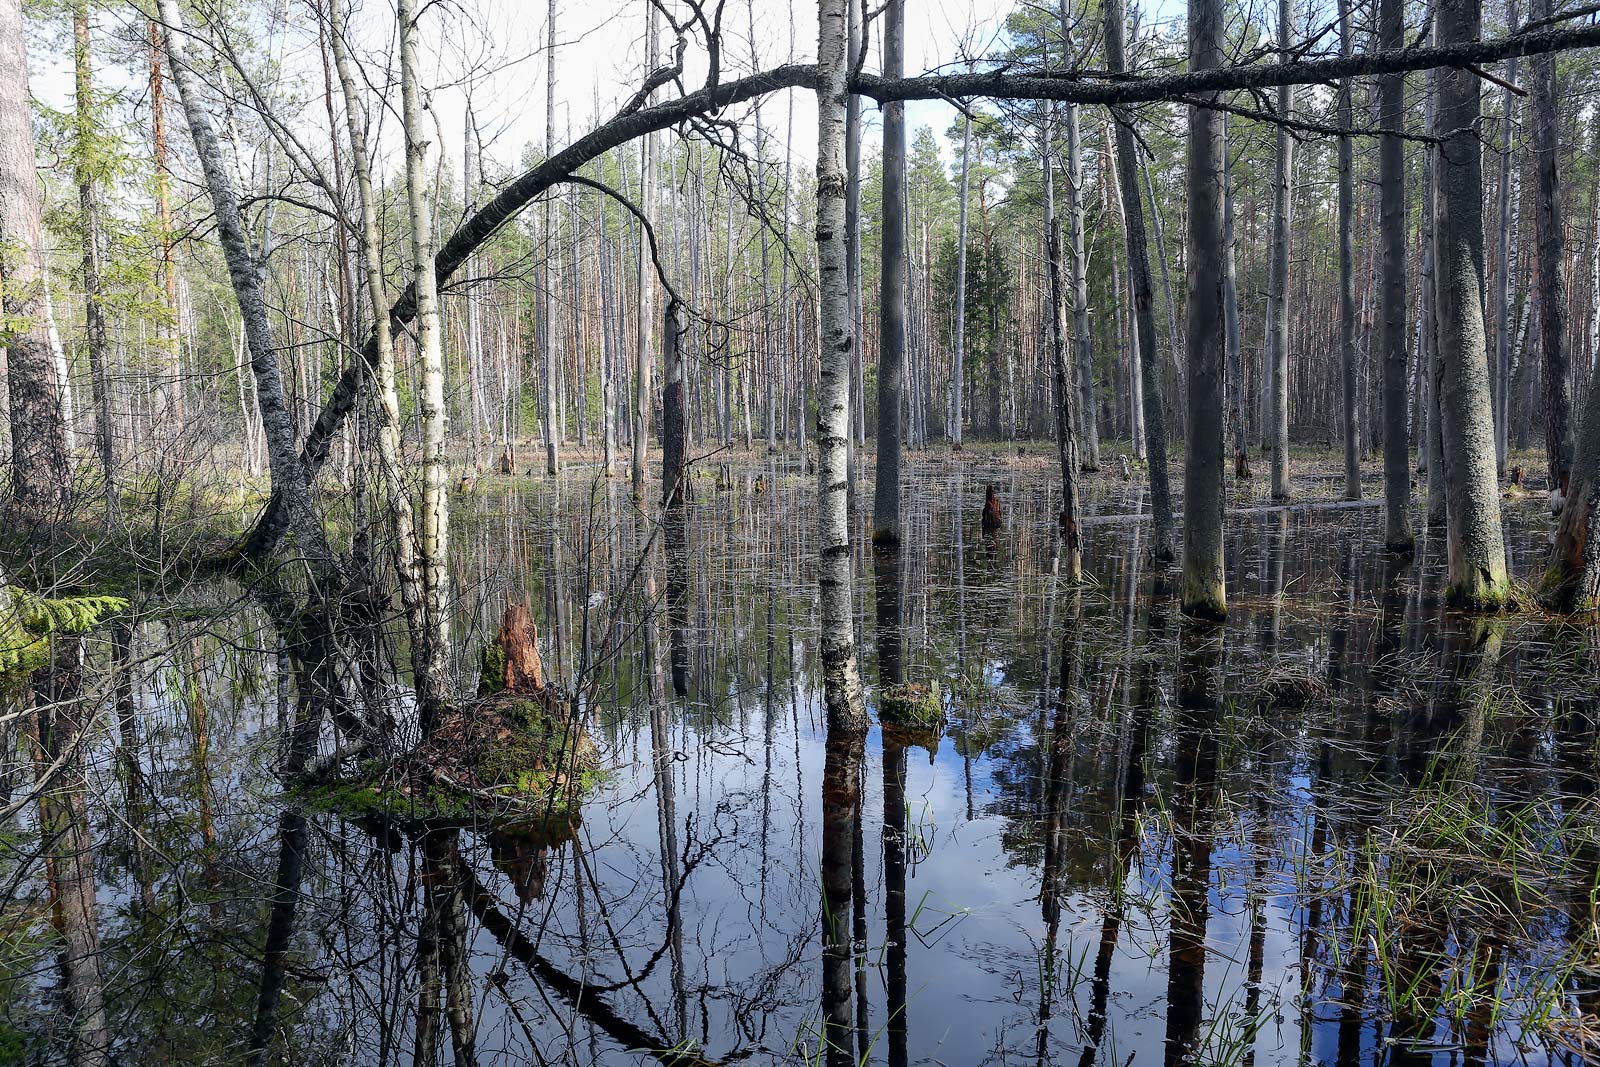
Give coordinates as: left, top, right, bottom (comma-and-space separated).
880, 681, 944, 729
315, 605, 600, 824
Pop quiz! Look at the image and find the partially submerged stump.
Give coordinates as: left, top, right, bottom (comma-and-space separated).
880, 681, 944, 729
315, 605, 599, 824
981, 485, 1004, 534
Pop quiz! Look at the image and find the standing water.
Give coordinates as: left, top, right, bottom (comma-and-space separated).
3, 459, 1597, 1066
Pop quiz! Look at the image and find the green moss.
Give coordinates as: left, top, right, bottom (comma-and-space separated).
880, 681, 944, 728
479, 640, 506, 694
310, 689, 603, 825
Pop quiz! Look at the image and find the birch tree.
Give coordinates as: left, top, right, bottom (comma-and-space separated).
816, 0, 867, 734
325, 0, 428, 711
156, 0, 334, 572
397, 0, 452, 724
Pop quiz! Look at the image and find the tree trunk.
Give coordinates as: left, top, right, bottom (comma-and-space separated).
1378, 0, 1414, 551
1048, 220, 1083, 580
1493, 1, 1520, 478
1532, 0, 1573, 503
1267, 0, 1296, 502
541, 0, 562, 476
326, 0, 428, 720
632, 4, 658, 498
951, 112, 970, 450
872, 0, 905, 546
817, 0, 868, 733
1179, 0, 1228, 619
1435, 0, 1512, 608
73, 1, 114, 512
1060, 0, 1098, 472
1104, 0, 1175, 561
1223, 128, 1247, 479
661, 302, 687, 507
398, 0, 453, 724
1337, 0, 1360, 501
148, 20, 183, 429
0, 0, 71, 515
157, 0, 334, 573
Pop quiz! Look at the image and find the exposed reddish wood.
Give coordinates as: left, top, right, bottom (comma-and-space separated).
500, 604, 544, 693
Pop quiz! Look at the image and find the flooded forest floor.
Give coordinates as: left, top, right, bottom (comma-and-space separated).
4, 443, 1600, 1066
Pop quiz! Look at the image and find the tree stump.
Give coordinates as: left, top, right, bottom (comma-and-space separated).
981, 484, 1004, 534
498, 446, 516, 476
482, 603, 544, 695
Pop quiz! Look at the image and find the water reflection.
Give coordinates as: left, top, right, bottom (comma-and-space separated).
3, 464, 1598, 1065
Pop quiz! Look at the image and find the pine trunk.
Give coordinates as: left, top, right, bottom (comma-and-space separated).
1435, 0, 1512, 608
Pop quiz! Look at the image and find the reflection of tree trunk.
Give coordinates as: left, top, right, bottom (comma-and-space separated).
112, 623, 156, 912
246, 807, 308, 1067
34, 639, 110, 1067
1166, 627, 1221, 1067
1039, 593, 1079, 1066
649, 673, 687, 1037
422, 830, 478, 1067
878, 549, 909, 1067
414, 884, 442, 1067
665, 512, 690, 698
820, 729, 864, 1066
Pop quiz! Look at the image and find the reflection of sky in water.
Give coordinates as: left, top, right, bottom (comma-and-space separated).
10, 464, 1593, 1065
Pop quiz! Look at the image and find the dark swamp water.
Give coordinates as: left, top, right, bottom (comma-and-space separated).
6, 458, 1600, 1066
